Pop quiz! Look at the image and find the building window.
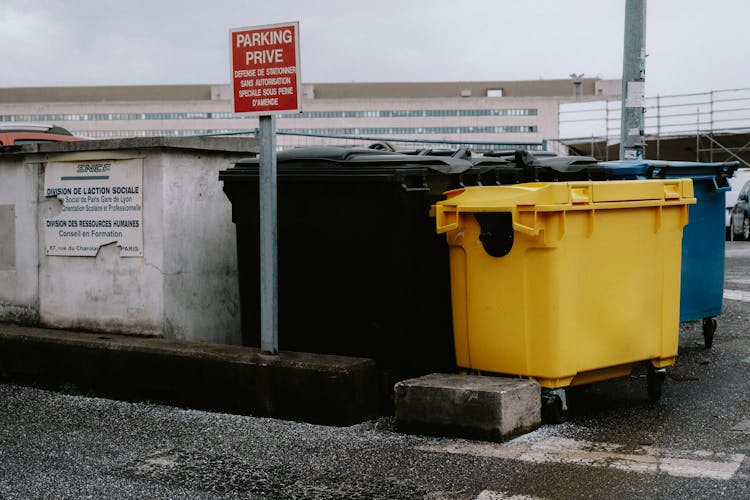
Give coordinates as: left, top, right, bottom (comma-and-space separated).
0, 107, 539, 123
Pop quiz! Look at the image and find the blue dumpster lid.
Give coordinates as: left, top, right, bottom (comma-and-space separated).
599, 159, 740, 180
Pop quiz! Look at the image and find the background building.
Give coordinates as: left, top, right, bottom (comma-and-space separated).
0, 78, 620, 153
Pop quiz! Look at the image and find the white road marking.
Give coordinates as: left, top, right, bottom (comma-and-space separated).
723, 289, 750, 302
418, 437, 745, 481
476, 490, 545, 500
726, 278, 750, 285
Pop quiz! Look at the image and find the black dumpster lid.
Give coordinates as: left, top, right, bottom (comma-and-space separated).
470, 156, 513, 167
531, 156, 598, 165
395, 147, 472, 160
227, 146, 474, 175
483, 149, 557, 159
515, 149, 599, 172
529, 156, 599, 170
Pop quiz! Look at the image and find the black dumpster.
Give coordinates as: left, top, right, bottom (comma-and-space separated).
466, 149, 603, 185
470, 155, 522, 185
220, 146, 479, 409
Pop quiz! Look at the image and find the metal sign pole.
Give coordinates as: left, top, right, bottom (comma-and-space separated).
259, 114, 278, 354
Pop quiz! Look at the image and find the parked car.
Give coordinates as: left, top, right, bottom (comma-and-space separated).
730, 178, 750, 240
0, 123, 83, 147
726, 169, 750, 239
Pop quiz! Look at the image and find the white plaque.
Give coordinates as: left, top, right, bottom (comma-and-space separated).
44, 158, 143, 257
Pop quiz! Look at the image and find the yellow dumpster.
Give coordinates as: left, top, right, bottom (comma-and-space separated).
432, 180, 696, 421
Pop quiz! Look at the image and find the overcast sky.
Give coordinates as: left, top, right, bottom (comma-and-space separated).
2, 0, 748, 97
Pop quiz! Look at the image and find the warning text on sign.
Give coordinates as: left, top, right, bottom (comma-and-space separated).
230, 22, 301, 115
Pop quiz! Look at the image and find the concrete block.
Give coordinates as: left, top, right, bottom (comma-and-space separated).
0, 324, 379, 426
394, 373, 541, 442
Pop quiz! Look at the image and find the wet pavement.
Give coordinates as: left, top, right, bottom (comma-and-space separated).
1, 242, 749, 499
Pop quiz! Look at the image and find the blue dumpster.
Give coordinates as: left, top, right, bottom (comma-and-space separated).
599, 160, 739, 348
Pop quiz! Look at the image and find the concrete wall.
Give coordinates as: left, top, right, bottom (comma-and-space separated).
0, 136, 258, 344
0, 161, 39, 324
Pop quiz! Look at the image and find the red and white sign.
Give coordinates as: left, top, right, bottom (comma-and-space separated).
230, 22, 301, 115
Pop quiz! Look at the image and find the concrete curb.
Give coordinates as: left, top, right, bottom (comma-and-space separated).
0, 323, 379, 426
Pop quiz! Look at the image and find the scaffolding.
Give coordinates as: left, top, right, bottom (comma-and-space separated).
556, 87, 750, 163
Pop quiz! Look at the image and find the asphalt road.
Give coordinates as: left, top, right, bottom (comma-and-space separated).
1, 243, 749, 499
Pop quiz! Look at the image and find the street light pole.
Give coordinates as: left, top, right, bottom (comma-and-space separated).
619, 0, 647, 160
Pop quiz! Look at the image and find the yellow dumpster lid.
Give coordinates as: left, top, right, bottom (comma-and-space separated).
437, 179, 695, 211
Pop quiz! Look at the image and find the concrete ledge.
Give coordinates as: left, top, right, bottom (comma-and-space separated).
0, 323, 378, 426
395, 373, 541, 442
5, 136, 260, 155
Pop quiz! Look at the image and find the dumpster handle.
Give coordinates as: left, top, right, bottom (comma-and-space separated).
434, 205, 459, 233
398, 173, 430, 192
435, 205, 542, 236
512, 221, 540, 236
511, 209, 541, 236
663, 181, 683, 199
712, 176, 731, 193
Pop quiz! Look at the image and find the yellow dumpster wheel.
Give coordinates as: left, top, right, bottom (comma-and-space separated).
540, 361, 668, 423
646, 365, 667, 403
462, 365, 666, 423
541, 388, 568, 424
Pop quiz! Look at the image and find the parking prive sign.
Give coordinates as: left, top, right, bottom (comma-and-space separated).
230, 22, 301, 115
